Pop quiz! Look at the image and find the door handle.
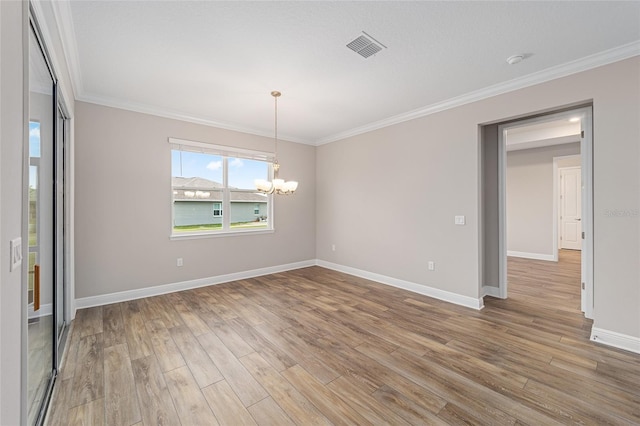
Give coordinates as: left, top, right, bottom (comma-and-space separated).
34, 264, 40, 311
576, 218, 582, 221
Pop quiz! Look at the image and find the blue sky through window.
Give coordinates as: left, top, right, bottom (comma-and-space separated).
29, 122, 41, 189
29, 122, 41, 157
171, 150, 268, 190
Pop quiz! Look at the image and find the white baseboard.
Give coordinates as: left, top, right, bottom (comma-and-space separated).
28, 303, 52, 320
507, 250, 555, 261
590, 327, 640, 354
74, 260, 316, 312
481, 285, 503, 299
74, 258, 486, 313
316, 260, 483, 310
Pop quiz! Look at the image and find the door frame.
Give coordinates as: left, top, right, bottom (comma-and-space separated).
497, 106, 593, 318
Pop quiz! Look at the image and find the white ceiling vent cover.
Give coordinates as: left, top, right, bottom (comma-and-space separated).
346, 32, 387, 59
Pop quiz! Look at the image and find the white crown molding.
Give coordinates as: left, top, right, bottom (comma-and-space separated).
49, 2, 640, 148
50, 0, 83, 100
74, 259, 316, 312
77, 94, 315, 146
29, 1, 72, 105
316, 40, 640, 145
52, 1, 316, 144
316, 260, 484, 310
591, 327, 640, 355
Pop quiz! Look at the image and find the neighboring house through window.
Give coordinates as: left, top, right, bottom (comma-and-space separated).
170, 138, 273, 236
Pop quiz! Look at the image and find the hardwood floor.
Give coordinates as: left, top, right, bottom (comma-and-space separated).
46, 250, 640, 425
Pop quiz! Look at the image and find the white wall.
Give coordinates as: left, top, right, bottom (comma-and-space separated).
1, 1, 26, 423
506, 143, 580, 257
74, 102, 316, 301
317, 57, 640, 340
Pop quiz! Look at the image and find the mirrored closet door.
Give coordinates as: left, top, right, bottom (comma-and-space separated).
27, 15, 69, 425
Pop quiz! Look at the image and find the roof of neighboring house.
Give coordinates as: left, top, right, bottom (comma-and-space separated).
172, 176, 267, 203
173, 176, 224, 190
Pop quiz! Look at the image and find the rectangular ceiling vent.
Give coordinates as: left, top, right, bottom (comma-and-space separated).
346, 31, 387, 59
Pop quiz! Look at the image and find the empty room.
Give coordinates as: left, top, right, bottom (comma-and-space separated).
1, 1, 639, 425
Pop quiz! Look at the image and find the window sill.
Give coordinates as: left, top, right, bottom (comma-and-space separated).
170, 228, 274, 240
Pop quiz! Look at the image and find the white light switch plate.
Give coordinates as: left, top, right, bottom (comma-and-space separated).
10, 238, 22, 271
455, 215, 466, 225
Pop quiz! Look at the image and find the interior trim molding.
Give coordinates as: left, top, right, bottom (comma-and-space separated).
50, 0, 83, 98
590, 327, 640, 355
316, 260, 484, 310
48, 3, 640, 148
74, 259, 485, 313
77, 95, 314, 146
316, 41, 640, 145
74, 260, 316, 313
481, 286, 502, 299
507, 250, 556, 261
28, 303, 52, 320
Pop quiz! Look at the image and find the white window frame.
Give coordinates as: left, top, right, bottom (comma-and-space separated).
169, 138, 274, 239
212, 202, 223, 217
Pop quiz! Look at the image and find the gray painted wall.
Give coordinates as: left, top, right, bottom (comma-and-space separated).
317, 57, 640, 339
506, 143, 581, 256
1, 2, 25, 423
3, 8, 638, 424
481, 124, 500, 289
74, 101, 316, 299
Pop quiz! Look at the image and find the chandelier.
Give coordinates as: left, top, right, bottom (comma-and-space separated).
255, 91, 298, 195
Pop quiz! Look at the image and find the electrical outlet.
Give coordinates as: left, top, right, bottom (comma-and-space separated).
177, 257, 183, 267
10, 238, 22, 272
428, 261, 435, 271
331, 244, 336, 252
454, 215, 466, 225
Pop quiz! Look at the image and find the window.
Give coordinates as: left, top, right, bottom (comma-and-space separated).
213, 202, 222, 217
170, 138, 273, 236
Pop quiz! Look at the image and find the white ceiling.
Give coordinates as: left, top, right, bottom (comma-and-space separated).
506, 119, 581, 151
53, 1, 640, 145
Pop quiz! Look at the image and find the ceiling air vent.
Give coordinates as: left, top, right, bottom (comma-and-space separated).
346, 31, 386, 59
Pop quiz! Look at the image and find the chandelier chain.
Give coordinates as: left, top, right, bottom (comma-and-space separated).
255, 90, 296, 195
271, 90, 281, 176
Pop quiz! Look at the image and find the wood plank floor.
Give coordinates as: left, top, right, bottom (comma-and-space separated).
46, 250, 640, 425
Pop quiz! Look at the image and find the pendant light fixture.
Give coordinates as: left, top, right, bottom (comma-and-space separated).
255, 91, 298, 195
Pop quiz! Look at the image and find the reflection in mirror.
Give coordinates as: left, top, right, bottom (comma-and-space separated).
28, 24, 54, 426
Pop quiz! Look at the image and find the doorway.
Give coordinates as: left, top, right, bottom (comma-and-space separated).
489, 106, 593, 318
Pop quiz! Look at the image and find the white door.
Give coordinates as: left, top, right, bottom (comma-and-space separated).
560, 167, 582, 250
